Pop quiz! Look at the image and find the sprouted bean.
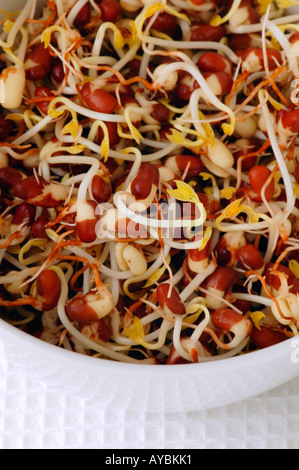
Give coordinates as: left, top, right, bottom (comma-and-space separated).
0, 0, 298, 365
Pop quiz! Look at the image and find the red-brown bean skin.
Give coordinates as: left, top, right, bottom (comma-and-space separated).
190, 24, 226, 42
12, 175, 65, 208
12, 202, 35, 227
0, 114, 13, 140
197, 52, 233, 75
25, 44, 52, 80
50, 58, 64, 83
189, 239, 211, 263
150, 12, 178, 32
32, 215, 50, 239
211, 308, 246, 331
265, 262, 299, 295
174, 155, 204, 177
156, 283, 186, 316
130, 164, 159, 200
166, 344, 190, 364
202, 71, 233, 94
66, 293, 100, 323
242, 47, 282, 70
251, 326, 288, 349
203, 266, 237, 292
248, 165, 275, 202
98, 0, 121, 22
73, 3, 91, 27
228, 33, 253, 50
233, 138, 259, 171
295, 162, 299, 185
0, 167, 23, 188
277, 109, 299, 133
152, 103, 169, 123
214, 236, 232, 266
36, 270, 61, 311
237, 244, 264, 270
289, 32, 299, 43
81, 83, 117, 114
91, 174, 112, 204
76, 201, 99, 243
34, 86, 55, 115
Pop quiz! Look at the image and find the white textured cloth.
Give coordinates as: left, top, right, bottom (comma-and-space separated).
0, 359, 298, 449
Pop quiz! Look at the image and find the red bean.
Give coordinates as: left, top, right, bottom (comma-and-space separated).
12, 175, 67, 207
0, 114, 13, 140
91, 174, 112, 204
251, 326, 288, 349
32, 215, 50, 239
228, 33, 253, 50
211, 308, 245, 332
66, 293, 99, 322
203, 266, 237, 292
34, 86, 55, 115
248, 165, 275, 203
295, 162, 299, 185
237, 243, 264, 271
289, 32, 299, 43
242, 47, 282, 71
156, 283, 186, 316
202, 71, 233, 95
36, 270, 61, 311
214, 236, 232, 266
265, 262, 299, 295
150, 12, 178, 32
130, 164, 160, 200
25, 44, 52, 81
151, 103, 169, 123
12, 202, 35, 227
76, 201, 99, 243
189, 239, 211, 263
190, 24, 226, 42
98, 0, 121, 22
73, 3, 91, 27
165, 155, 204, 178
197, 52, 233, 75
277, 108, 299, 134
81, 83, 117, 114
50, 58, 64, 83
0, 167, 23, 188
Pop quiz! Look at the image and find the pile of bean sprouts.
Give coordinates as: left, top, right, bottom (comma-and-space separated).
0, 0, 298, 364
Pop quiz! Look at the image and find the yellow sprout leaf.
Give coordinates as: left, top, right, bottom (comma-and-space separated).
222, 122, 234, 136
257, 0, 274, 13
289, 260, 299, 279
143, 255, 171, 288
123, 316, 145, 344
3, 20, 13, 33
167, 180, 200, 204
41, 25, 64, 48
293, 182, 299, 198
61, 119, 79, 140
249, 311, 265, 330
220, 186, 236, 200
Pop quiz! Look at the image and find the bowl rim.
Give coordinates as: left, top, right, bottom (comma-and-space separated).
1, 317, 298, 377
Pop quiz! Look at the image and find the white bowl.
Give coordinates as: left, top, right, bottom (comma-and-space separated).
1, 318, 298, 412
1, 0, 298, 413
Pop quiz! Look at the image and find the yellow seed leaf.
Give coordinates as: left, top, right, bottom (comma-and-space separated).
167, 180, 200, 204
249, 311, 265, 330
143, 255, 171, 288
220, 186, 236, 200
123, 316, 145, 344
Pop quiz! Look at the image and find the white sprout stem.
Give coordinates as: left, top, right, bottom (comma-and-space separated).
265, 19, 291, 52
258, 90, 295, 222
13, 115, 53, 145
0, 0, 34, 49
46, 155, 100, 203
54, 266, 142, 363
227, 13, 299, 34
179, 261, 217, 303
173, 316, 191, 361
155, 61, 235, 131
121, 148, 142, 190
197, 338, 250, 362
190, 305, 210, 344
109, 242, 121, 307
232, 292, 273, 307
66, 0, 90, 27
